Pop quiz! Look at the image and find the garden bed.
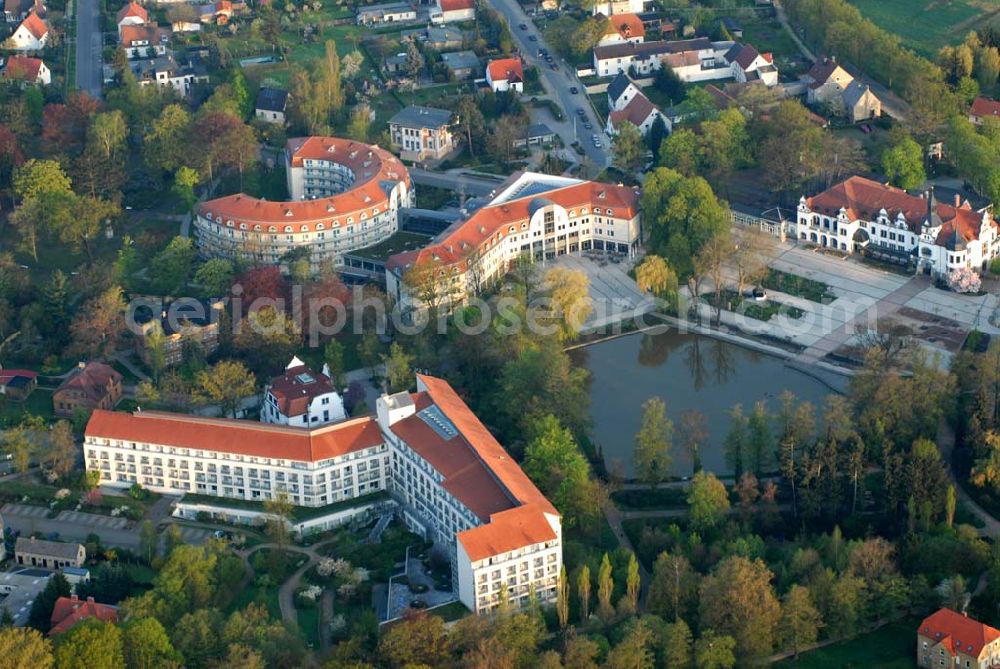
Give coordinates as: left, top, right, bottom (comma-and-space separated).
702, 289, 805, 321
761, 269, 835, 304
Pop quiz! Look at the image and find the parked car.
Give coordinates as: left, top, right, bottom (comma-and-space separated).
529, 34, 537, 41
583, 122, 592, 130
518, 22, 527, 30
743, 287, 767, 301
569, 86, 578, 94
551, 63, 559, 70
576, 108, 586, 116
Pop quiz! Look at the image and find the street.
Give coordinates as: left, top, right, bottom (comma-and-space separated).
74, 0, 103, 98
487, 0, 611, 169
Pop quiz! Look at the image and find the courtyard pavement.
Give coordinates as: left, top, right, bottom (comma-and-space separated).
384, 556, 455, 621
541, 254, 658, 332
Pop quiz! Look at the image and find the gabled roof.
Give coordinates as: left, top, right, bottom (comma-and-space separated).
116, 1, 147, 24
18, 10, 47, 39
971, 96, 1000, 120
842, 79, 875, 108
919, 609, 1000, 659
56, 362, 122, 404
49, 596, 118, 636
86, 409, 385, 462
15, 537, 84, 561
438, 0, 472, 11
4, 0, 33, 18
2, 55, 44, 81
609, 90, 657, 129
606, 72, 636, 105
0, 368, 38, 385
267, 359, 336, 418
601, 12, 644, 40
487, 57, 522, 83
389, 104, 453, 129
119, 23, 168, 46
256, 86, 288, 112
725, 42, 762, 70
806, 56, 850, 88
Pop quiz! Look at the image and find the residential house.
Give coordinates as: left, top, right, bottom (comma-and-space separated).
595, 12, 644, 46
0, 368, 38, 400
440, 49, 479, 79
384, 52, 408, 74
842, 80, 880, 122
431, 0, 473, 24
3, 0, 39, 23
804, 56, 853, 106
61, 567, 90, 590
724, 42, 778, 86
170, 19, 200, 32
796, 176, 1000, 277
594, 37, 727, 79
389, 105, 455, 161
14, 537, 86, 570
425, 25, 464, 50
607, 71, 642, 112
255, 86, 288, 124
53, 362, 123, 418
917, 608, 1000, 669
513, 122, 556, 148
486, 57, 523, 93
261, 356, 347, 428
8, 10, 48, 50
120, 24, 169, 59
356, 2, 416, 25
2, 55, 49, 84
199, 0, 232, 25
116, 0, 147, 37
970, 96, 1000, 125
49, 596, 118, 636
591, 0, 644, 16
606, 90, 667, 136
131, 53, 208, 94
133, 299, 223, 368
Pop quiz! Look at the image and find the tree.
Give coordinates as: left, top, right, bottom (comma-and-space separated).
679, 409, 708, 472
121, 618, 179, 669
687, 470, 730, 533
648, 552, 698, 622
323, 339, 346, 387
381, 342, 414, 393
522, 414, 601, 530
150, 236, 198, 295
946, 484, 957, 528
658, 129, 698, 176
173, 166, 200, 212
87, 111, 128, 160
697, 230, 733, 325
756, 100, 828, 195
195, 360, 256, 418
143, 104, 193, 173
454, 96, 485, 157
556, 565, 570, 627
662, 619, 693, 669
693, 631, 736, 669
612, 121, 645, 174
723, 404, 748, 478
597, 553, 615, 621
0, 627, 53, 669
52, 620, 124, 669
604, 619, 653, 669
577, 565, 591, 622
1, 423, 34, 474
634, 396, 673, 487
780, 585, 822, 657
319, 40, 345, 114
347, 105, 372, 142
624, 553, 640, 614
544, 267, 592, 340
139, 520, 158, 564
402, 258, 449, 315
47, 420, 76, 480
377, 614, 449, 668
193, 259, 234, 297
13, 159, 72, 202
171, 608, 224, 667
69, 285, 126, 358
635, 254, 676, 296
699, 556, 780, 660
732, 227, 776, 297
263, 491, 294, 558
881, 131, 926, 190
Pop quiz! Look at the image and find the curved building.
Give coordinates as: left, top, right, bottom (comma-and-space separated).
194, 137, 413, 270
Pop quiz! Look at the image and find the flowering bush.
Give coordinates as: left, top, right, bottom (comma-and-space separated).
83, 489, 102, 506
299, 585, 323, 601
949, 267, 982, 294
55, 488, 71, 500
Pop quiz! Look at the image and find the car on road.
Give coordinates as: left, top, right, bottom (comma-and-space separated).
570, 86, 578, 94
518, 22, 527, 29
576, 108, 586, 116
544, 54, 553, 62
743, 287, 767, 301
594, 140, 602, 148
529, 34, 537, 41
551, 63, 559, 70
583, 122, 592, 130
539, 47, 547, 55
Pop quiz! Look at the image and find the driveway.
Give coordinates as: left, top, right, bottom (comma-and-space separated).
74, 0, 103, 98
487, 0, 610, 168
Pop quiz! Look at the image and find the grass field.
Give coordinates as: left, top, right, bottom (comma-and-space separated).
777, 619, 917, 668
848, 0, 1000, 57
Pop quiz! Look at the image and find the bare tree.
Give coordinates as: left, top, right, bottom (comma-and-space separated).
733, 226, 777, 296
696, 231, 733, 326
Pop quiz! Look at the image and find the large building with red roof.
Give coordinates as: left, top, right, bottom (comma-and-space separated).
918, 608, 1000, 668
49, 596, 119, 636
84, 372, 561, 615
194, 136, 412, 272
796, 176, 1000, 277
385, 171, 641, 313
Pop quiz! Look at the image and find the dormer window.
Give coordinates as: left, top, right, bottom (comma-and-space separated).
268, 226, 277, 233
284, 226, 293, 233
300, 225, 309, 232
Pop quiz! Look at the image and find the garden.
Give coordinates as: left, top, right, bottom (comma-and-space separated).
761, 268, 836, 304
702, 289, 806, 321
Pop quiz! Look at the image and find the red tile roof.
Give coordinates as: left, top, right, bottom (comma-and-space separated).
403, 374, 559, 561
439, 0, 473, 11
58, 363, 122, 405
119, 23, 167, 46
487, 58, 522, 84
602, 12, 644, 40
0, 368, 38, 384
267, 362, 335, 418
49, 596, 118, 636
19, 11, 47, 39
198, 137, 410, 231
919, 608, 1000, 659
386, 178, 639, 273
806, 176, 993, 245
116, 1, 147, 24
609, 91, 657, 129
3, 55, 44, 81
971, 96, 1000, 120
85, 410, 385, 462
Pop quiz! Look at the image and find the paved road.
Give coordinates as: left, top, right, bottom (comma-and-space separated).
74, 0, 102, 98
489, 0, 611, 169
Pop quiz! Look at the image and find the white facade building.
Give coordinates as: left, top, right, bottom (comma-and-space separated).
84, 373, 562, 616
261, 357, 347, 428
796, 176, 1000, 277
8, 11, 47, 50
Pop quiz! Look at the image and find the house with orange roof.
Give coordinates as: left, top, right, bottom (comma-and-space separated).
2, 54, 49, 84
486, 57, 523, 93
53, 362, 123, 418
8, 10, 48, 50
116, 0, 147, 37
918, 608, 1000, 668
606, 90, 667, 136
385, 171, 640, 314
971, 96, 1000, 125
49, 596, 118, 636
430, 0, 473, 24
262, 356, 346, 427
596, 12, 645, 46
4, 0, 43, 24
797, 176, 1000, 276
120, 24, 169, 58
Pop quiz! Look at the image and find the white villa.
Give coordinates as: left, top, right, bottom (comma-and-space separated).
261, 357, 347, 428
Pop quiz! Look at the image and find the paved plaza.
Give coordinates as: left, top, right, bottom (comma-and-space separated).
543, 254, 658, 332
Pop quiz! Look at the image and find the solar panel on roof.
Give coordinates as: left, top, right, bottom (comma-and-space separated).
296, 373, 315, 384
418, 405, 458, 440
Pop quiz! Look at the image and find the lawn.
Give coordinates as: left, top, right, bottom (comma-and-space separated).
847, 0, 997, 58
0, 389, 54, 425
738, 13, 810, 75
297, 603, 322, 648
761, 269, 836, 304
776, 619, 917, 668
702, 289, 805, 321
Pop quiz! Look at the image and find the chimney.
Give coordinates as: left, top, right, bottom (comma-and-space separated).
70, 594, 79, 602
955, 193, 961, 207
86, 597, 95, 604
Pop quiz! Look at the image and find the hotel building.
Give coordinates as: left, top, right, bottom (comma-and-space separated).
83, 373, 561, 615
385, 171, 640, 313
194, 136, 413, 272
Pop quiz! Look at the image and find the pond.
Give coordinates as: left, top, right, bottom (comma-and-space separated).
570, 327, 836, 478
